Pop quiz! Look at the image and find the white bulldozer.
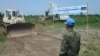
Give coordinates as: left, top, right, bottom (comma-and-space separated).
1, 9, 35, 38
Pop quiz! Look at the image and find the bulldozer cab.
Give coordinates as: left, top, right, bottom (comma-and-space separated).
5, 10, 23, 20
3, 9, 25, 24
6, 10, 18, 19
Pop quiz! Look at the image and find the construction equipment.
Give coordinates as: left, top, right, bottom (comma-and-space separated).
1, 9, 35, 38
44, 1, 69, 20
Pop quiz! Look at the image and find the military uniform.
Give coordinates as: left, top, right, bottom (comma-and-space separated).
59, 30, 80, 56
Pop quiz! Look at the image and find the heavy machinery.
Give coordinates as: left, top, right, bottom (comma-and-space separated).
1, 9, 35, 38
44, 1, 69, 21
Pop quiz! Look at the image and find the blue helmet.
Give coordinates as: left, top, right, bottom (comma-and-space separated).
64, 17, 75, 26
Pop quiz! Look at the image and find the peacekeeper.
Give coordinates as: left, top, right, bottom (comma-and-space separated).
59, 17, 81, 56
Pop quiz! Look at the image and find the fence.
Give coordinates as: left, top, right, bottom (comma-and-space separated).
75, 29, 100, 37
61, 28, 100, 37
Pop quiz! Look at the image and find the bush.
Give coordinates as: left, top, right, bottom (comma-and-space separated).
0, 33, 6, 43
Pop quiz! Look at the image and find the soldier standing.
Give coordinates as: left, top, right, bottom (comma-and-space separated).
59, 17, 81, 56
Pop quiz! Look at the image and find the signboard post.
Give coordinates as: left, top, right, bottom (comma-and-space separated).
86, 3, 89, 35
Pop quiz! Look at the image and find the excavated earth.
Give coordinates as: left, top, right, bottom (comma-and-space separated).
0, 33, 61, 56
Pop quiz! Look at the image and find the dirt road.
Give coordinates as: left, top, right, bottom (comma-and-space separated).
0, 34, 61, 56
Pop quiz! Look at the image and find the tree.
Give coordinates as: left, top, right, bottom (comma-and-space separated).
0, 12, 4, 24
0, 12, 4, 18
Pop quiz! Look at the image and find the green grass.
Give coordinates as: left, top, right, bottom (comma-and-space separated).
24, 15, 100, 29
79, 36, 100, 56
0, 32, 6, 43
25, 15, 39, 24
85, 44, 100, 56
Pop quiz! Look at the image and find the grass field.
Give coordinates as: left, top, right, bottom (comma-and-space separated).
25, 15, 100, 29
0, 29, 6, 43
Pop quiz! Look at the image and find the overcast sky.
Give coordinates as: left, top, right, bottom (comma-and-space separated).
0, 0, 100, 15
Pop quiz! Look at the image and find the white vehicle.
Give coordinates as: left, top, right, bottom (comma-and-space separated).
3, 9, 25, 24
54, 14, 70, 20
59, 15, 70, 20
1, 9, 35, 38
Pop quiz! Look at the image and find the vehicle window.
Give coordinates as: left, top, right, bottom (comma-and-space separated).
6, 11, 11, 20
12, 11, 17, 17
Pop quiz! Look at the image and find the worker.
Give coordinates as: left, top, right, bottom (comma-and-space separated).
45, 9, 50, 16
59, 17, 81, 56
39, 15, 46, 26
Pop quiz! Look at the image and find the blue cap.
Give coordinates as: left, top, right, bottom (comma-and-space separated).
64, 17, 75, 25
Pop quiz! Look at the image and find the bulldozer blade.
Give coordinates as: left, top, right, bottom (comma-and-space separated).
6, 23, 35, 38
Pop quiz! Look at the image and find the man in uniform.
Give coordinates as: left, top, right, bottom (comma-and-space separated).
59, 17, 81, 56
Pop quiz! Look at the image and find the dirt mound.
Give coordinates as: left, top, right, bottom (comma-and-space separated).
0, 34, 61, 56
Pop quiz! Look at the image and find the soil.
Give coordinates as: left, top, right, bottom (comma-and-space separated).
1, 26, 99, 56
0, 32, 61, 56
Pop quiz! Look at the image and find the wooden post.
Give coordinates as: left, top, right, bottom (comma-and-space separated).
52, 15, 55, 28
86, 3, 89, 35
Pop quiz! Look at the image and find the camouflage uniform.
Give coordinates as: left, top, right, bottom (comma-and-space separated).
59, 30, 80, 56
